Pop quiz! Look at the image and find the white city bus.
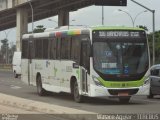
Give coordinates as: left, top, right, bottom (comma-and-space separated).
21, 26, 150, 103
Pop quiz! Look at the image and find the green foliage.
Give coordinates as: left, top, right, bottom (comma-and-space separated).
136, 25, 160, 64
0, 39, 9, 63
148, 30, 160, 64
0, 39, 16, 64
33, 25, 46, 33
137, 25, 148, 31
1, 39, 9, 56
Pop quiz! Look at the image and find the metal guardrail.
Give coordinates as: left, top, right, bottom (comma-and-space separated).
0, 64, 12, 70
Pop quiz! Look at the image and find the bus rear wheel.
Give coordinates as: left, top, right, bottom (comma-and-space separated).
36, 75, 46, 96
73, 81, 83, 103
119, 97, 130, 104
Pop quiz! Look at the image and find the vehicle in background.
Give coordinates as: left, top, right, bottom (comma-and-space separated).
148, 64, 160, 98
12, 51, 21, 78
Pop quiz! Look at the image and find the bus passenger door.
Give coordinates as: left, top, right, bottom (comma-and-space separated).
80, 41, 90, 94
28, 39, 34, 85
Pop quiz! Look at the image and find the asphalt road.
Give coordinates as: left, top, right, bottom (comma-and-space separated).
0, 70, 160, 114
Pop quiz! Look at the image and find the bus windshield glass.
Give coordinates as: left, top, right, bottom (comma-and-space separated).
92, 30, 149, 81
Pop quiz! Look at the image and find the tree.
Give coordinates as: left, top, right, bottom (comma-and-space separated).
137, 25, 148, 31
33, 25, 46, 33
148, 30, 160, 64
8, 44, 16, 63
0, 39, 9, 64
136, 24, 160, 64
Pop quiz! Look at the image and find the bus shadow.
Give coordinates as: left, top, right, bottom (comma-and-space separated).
82, 96, 149, 105
38, 92, 149, 106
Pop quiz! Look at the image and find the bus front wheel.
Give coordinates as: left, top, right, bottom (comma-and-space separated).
14, 71, 18, 78
36, 75, 46, 96
73, 81, 83, 103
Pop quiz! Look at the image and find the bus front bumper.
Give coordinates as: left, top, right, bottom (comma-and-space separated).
89, 83, 150, 97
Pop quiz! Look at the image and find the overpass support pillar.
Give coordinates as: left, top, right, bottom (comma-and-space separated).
58, 10, 69, 27
16, 8, 28, 51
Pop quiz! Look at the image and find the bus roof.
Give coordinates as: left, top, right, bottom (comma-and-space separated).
91, 26, 145, 31
22, 26, 145, 39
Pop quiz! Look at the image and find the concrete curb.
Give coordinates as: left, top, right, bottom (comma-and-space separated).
0, 93, 97, 119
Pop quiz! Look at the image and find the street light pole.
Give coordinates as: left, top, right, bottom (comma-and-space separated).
27, 0, 34, 86
118, 9, 134, 27
133, 10, 147, 27
27, 0, 34, 33
152, 10, 155, 65
118, 9, 147, 27
130, 0, 156, 65
102, 6, 104, 25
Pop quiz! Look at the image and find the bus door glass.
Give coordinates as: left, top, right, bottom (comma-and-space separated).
80, 40, 90, 93
28, 38, 34, 84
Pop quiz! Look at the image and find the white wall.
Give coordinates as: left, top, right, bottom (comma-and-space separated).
8, 0, 13, 8
0, 0, 7, 11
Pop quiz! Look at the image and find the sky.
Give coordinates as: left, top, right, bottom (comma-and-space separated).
0, 0, 160, 47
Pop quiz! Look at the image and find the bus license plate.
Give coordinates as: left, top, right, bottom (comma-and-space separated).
118, 92, 129, 96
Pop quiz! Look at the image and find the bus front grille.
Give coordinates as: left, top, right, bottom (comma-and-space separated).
108, 89, 139, 96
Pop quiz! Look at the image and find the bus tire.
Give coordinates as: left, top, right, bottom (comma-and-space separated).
147, 89, 154, 99
73, 81, 83, 103
14, 71, 18, 78
36, 75, 46, 96
119, 97, 130, 104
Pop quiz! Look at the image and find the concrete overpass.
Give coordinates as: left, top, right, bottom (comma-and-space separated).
0, 0, 127, 50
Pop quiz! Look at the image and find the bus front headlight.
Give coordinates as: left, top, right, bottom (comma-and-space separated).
92, 76, 103, 86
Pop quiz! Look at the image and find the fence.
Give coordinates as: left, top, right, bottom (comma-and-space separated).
0, 64, 12, 70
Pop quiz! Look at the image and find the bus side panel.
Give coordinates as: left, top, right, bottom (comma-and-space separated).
32, 60, 49, 88
44, 60, 61, 93
53, 60, 79, 93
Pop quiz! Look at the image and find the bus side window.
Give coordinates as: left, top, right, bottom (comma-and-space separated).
35, 39, 43, 59
49, 38, 56, 59
60, 37, 71, 60
71, 36, 80, 63
80, 41, 90, 72
43, 39, 49, 59
56, 38, 61, 59
28, 39, 34, 60
22, 40, 28, 59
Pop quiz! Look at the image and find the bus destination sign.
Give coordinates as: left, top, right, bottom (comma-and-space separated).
93, 31, 145, 38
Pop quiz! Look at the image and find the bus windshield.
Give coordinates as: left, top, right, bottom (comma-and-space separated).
92, 31, 149, 81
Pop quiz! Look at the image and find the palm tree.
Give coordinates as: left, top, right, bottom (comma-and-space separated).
33, 25, 46, 33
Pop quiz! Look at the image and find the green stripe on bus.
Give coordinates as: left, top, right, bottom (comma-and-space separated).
97, 77, 145, 88
92, 26, 144, 31
76, 70, 80, 79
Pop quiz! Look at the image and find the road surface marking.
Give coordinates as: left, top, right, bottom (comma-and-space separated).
10, 85, 22, 89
